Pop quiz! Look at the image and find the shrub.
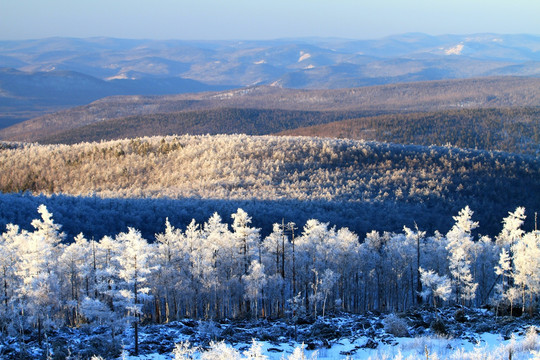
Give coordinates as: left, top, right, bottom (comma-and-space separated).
383, 314, 410, 337
430, 318, 447, 335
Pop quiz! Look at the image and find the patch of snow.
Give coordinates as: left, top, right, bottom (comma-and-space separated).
106, 73, 132, 80
445, 43, 465, 55
298, 52, 312, 62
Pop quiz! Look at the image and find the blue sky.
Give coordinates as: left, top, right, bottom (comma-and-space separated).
1, 0, 539, 40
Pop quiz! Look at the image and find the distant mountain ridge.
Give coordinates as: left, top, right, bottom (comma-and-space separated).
1, 34, 539, 128
2, 34, 540, 83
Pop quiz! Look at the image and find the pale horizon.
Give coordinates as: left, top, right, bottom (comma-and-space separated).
1, 0, 540, 41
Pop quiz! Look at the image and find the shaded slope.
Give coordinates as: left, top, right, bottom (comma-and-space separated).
3, 76, 540, 142
38, 108, 385, 144
278, 107, 540, 155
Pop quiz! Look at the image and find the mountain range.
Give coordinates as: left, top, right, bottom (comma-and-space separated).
1, 34, 540, 128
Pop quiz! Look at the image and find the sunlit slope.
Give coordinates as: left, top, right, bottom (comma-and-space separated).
1, 134, 538, 236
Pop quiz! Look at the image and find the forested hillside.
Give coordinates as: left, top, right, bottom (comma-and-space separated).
279, 107, 540, 156
1, 135, 538, 239
3, 76, 540, 143
37, 109, 384, 144
1, 202, 539, 357
36, 107, 540, 156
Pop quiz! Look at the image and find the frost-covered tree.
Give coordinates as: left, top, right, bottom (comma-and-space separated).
58, 232, 91, 326
512, 231, 540, 315
0, 224, 23, 334
201, 212, 231, 318
419, 267, 451, 309
184, 219, 205, 318
296, 219, 334, 314
319, 269, 340, 318
404, 225, 426, 305
114, 227, 154, 355
494, 248, 512, 299
232, 208, 260, 275
243, 260, 267, 319
15, 205, 65, 344
446, 206, 478, 304
153, 218, 184, 322
262, 222, 290, 317
496, 207, 526, 248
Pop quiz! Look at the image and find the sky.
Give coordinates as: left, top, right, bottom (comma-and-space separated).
1, 0, 540, 41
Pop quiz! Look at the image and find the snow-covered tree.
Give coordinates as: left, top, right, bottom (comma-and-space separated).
446, 206, 478, 304
0, 225, 19, 311
232, 208, 260, 275
496, 207, 526, 248
512, 231, 540, 315
319, 269, 340, 318
15, 205, 65, 344
114, 227, 154, 355
153, 218, 184, 322
419, 267, 451, 309
243, 260, 267, 319
494, 248, 512, 296
58, 232, 91, 326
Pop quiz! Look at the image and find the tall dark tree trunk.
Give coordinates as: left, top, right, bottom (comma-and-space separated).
416, 225, 423, 305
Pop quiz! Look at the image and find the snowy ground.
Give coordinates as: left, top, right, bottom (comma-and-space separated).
3, 307, 540, 359
121, 332, 540, 360
116, 307, 540, 359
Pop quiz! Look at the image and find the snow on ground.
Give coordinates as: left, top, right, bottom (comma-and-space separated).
120, 332, 540, 360
298, 52, 312, 62
117, 313, 540, 360
5, 308, 540, 359
444, 43, 465, 55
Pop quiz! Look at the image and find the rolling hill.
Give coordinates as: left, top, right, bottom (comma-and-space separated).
36, 108, 384, 144
2, 76, 540, 143
1, 134, 538, 239
1, 34, 540, 128
278, 107, 540, 155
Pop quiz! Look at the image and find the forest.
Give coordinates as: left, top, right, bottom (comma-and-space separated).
3, 76, 540, 143
37, 108, 385, 145
280, 107, 540, 156
0, 134, 538, 239
0, 203, 539, 357
34, 106, 540, 157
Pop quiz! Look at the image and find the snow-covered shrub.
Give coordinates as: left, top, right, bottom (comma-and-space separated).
520, 326, 540, 352
383, 314, 409, 337
198, 321, 223, 342
199, 341, 241, 360
286, 343, 318, 360
173, 341, 199, 360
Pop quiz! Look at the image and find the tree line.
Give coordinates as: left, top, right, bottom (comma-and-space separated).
1, 205, 538, 354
